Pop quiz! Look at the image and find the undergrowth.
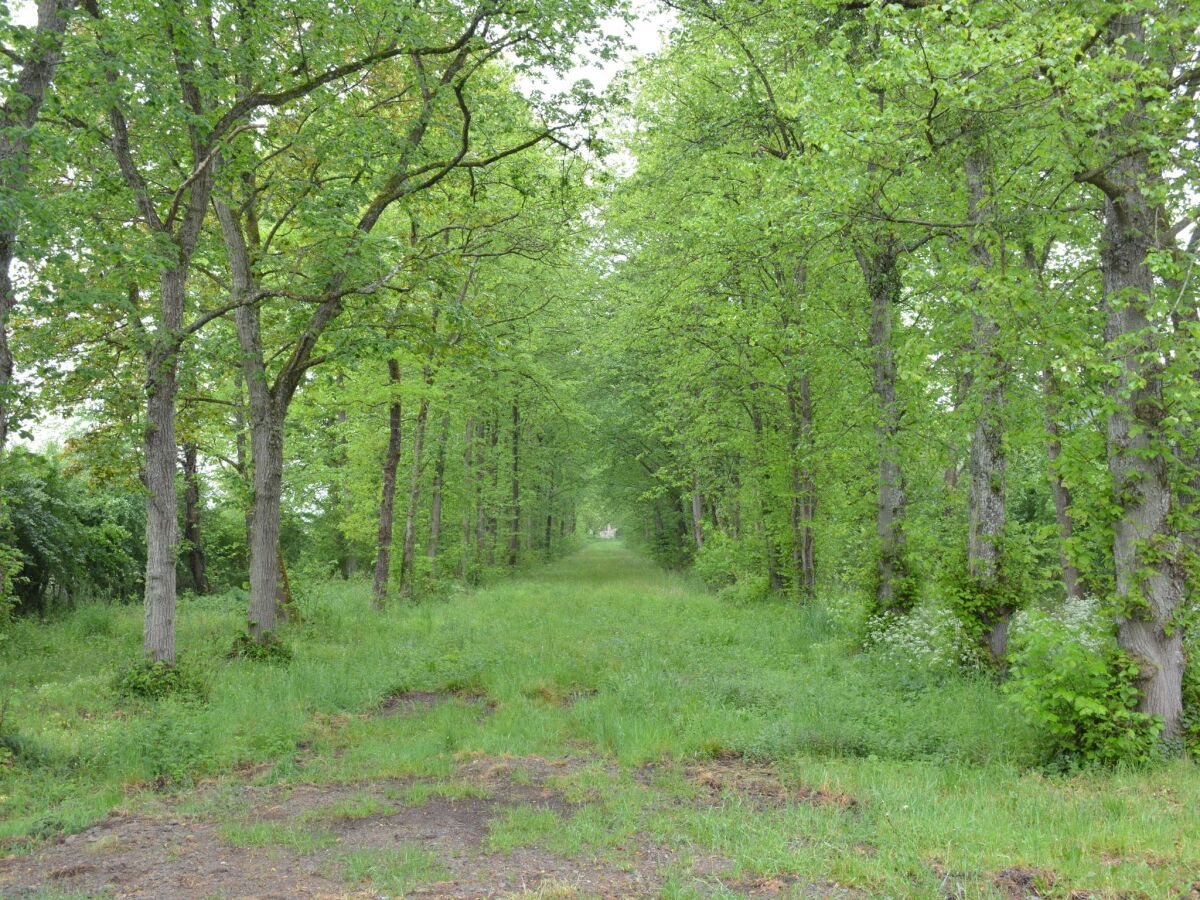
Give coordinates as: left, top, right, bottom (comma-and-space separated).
1, 543, 1197, 896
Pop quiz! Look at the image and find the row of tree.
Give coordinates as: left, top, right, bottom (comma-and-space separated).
0, 0, 614, 654
587, 0, 1198, 741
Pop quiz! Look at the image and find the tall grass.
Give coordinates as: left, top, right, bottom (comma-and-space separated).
2, 542, 1197, 895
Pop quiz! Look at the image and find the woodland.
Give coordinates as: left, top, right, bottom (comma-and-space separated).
1, 0, 1199, 896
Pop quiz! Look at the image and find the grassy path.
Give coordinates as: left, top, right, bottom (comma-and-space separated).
2, 542, 1198, 897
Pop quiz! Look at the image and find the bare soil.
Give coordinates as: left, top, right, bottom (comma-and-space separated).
0, 697, 862, 899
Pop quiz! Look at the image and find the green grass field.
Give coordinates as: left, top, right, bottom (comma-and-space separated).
2, 542, 1197, 897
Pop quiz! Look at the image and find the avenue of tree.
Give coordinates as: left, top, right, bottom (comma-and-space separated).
1, 0, 1198, 754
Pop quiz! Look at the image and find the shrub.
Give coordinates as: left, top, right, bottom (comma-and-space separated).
1006, 607, 1160, 769
134, 704, 216, 786
692, 531, 746, 589
717, 573, 771, 606
1183, 630, 1199, 754
113, 659, 209, 703
865, 601, 982, 673
229, 630, 293, 664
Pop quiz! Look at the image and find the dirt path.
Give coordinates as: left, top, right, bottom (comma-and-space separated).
0, 743, 858, 899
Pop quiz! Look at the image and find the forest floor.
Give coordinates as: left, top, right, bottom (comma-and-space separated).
2, 543, 1199, 898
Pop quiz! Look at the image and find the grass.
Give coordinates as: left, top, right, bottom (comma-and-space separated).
2, 541, 1198, 896
338, 845, 449, 893
218, 821, 338, 853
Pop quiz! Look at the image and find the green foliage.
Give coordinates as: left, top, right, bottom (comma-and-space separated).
945, 573, 1018, 647
112, 659, 209, 704
229, 631, 293, 665
0, 448, 143, 615
692, 531, 757, 591
1006, 611, 1161, 770
1183, 636, 1200, 754
339, 846, 448, 894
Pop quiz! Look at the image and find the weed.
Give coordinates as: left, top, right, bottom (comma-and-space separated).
112, 659, 209, 703
228, 631, 292, 664
218, 821, 337, 853
338, 846, 448, 893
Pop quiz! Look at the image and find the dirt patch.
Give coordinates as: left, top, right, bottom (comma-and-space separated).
524, 685, 599, 706
685, 759, 858, 811
0, 813, 347, 899
719, 873, 865, 898
993, 866, 1056, 899
380, 688, 493, 716
1, 749, 865, 898
0, 755, 670, 899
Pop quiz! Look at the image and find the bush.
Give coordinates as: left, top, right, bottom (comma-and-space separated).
229, 630, 293, 664
1006, 606, 1160, 770
134, 704, 216, 786
113, 659, 210, 703
692, 531, 745, 589
1183, 630, 1199, 754
865, 602, 983, 673
716, 573, 771, 606
693, 531, 774, 605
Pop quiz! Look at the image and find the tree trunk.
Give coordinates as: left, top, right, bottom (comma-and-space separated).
964, 149, 1010, 661
508, 400, 521, 567
855, 245, 910, 614
1090, 12, 1188, 741
459, 417, 475, 578
332, 381, 357, 580
749, 400, 783, 591
0, 0, 78, 455
1043, 367, 1085, 602
1101, 176, 1186, 739
276, 542, 299, 622
787, 373, 817, 600
215, 195, 284, 639
690, 473, 705, 551
245, 399, 284, 638
486, 413, 499, 565
427, 410, 451, 562
181, 443, 210, 595
371, 359, 403, 608
142, 266, 186, 663
399, 381, 430, 598
0, 239, 15, 454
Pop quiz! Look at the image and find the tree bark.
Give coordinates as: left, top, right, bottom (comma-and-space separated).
1088, 12, 1189, 740
372, 359, 403, 608
787, 372, 817, 600
181, 443, 210, 595
508, 400, 521, 566
214, 194, 286, 639
398, 381, 430, 597
964, 149, 1010, 661
690, 472, 705, 551
245, 395, 284, 638
427, 410, 451, 562
486, 413, 499, 564
459, 417, 475, 577
1104, 187, 1187, 737
749, 399, 783, 591
1043, 367, 1085, 602
855, 244, 910, 614
142, 266, 186, 663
